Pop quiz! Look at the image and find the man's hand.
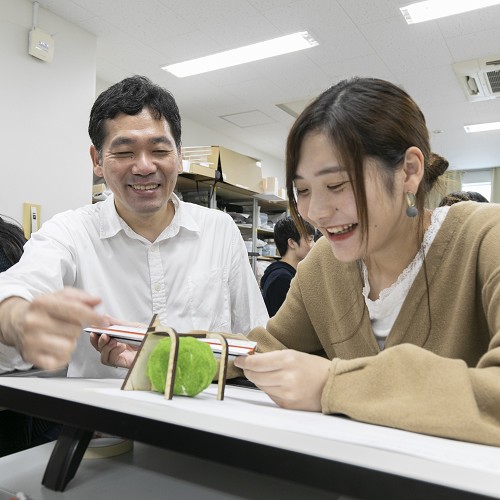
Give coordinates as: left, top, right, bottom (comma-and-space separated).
234, 350, 331, 411
0, 288, 108, 371
89, 333, 139, 369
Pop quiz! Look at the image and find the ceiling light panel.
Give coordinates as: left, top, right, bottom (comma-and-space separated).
400, 0, 500, 24
162, 31, 318, 78
464, 122, 500, 134
464, 122, 500, 133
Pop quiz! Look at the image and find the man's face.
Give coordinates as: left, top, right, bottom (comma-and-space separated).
91, 107, 182, 228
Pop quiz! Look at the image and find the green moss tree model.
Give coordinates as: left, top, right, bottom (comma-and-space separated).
147, 337, 217, 397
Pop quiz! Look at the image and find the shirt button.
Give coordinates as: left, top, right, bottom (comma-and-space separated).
154, 283, 161, 292
150, 245, 158, 252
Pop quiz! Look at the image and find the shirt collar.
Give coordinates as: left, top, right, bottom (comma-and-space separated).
157, 193, 200, 241
99, 193, 122, 239
98, 192, 200, 242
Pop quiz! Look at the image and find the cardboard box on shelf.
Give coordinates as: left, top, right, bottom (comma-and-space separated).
262, 176, 279, 196
182, 160, 217, 178
182, 147, 216, 170
208, 146, 263, 194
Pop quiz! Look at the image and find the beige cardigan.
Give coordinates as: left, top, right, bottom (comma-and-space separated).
249, 202, 500, 446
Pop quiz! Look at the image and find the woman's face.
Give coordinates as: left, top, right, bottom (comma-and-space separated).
293, 131, 408, 263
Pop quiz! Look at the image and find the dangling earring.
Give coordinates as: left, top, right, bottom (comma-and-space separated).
405, 192, 418, 218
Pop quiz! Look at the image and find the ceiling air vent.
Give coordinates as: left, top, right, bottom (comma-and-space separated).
453, 55, 500, 101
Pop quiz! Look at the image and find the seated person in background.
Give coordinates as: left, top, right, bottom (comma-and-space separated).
438, 190, 489, 206
234, 77, 500, 447
0, 75, 268, 376
260, 216, 315, 316
0, 216, 30, 373
0, 215, 59, 457
0, 216, 26, 273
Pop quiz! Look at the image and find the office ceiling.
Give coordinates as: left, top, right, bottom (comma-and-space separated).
39, 0, 500, 171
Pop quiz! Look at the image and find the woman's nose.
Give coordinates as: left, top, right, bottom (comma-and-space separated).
306, 191, 333, 226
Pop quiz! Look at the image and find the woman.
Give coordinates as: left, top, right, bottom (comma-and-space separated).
235, 77, 500, 446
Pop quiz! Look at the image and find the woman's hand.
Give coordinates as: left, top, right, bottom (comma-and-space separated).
234, 350, 331, 411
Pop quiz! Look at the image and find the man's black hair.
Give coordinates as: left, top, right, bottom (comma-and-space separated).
274, 216, 315, 257
88, 75, 181, 154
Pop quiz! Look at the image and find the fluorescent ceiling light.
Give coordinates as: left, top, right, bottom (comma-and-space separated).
162, 31, 318, 77
400, 0, 500, 24
464, 121, 500, 133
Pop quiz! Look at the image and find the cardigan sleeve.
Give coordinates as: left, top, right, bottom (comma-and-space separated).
251, 206, 500, 446
249, 269, 324, 354
321, 340, 500, 446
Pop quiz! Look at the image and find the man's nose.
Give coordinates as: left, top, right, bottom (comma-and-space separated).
132, 152, 155, 175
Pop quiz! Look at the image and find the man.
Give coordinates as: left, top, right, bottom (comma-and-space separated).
0, 75, 268, 376
260, 216, 315, 316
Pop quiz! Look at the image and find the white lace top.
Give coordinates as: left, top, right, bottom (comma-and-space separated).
361, 206, 450, 349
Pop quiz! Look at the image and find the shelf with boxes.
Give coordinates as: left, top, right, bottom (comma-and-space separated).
254, 217, 280, 261
176, 176, 287, 278
177, 146, 288, 279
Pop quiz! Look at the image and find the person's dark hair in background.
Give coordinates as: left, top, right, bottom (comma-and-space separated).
439, 190, 489, 207
88, 75, 182, 157
0, 216, 26, 272
261, 216, 315, 316
273, 216, 315, 258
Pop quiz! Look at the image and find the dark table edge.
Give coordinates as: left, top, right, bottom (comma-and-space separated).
0, 383, 494, 500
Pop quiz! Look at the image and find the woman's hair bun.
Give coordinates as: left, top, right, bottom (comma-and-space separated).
425, 152, 449, 189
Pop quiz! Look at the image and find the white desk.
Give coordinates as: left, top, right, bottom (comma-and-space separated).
0, 377, 498, 499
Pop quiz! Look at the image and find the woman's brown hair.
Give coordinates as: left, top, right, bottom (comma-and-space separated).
286, 77, 447, 239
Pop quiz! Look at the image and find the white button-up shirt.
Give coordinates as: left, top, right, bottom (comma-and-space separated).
0, 194, 268, 377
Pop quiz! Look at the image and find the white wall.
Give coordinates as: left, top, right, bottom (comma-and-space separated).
1, 1, 283, 229
461, 169, 492, 185
0, 0, 96, 225
181, 118, 285, 186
